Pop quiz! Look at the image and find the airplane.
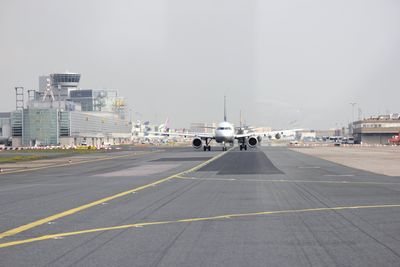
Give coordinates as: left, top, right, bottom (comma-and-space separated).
168, 96, 260, 151
133, 118, 171, 144
260, 128, 304, 141
142, 118, 171, 143
227, 110, 304, 143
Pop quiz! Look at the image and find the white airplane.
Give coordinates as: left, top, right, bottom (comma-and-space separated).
138, 118, 171, 143
173, 97, 260, 151
260, 129, 304, 141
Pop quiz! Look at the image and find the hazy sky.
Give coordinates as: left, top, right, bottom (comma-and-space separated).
1, 0, 399, 129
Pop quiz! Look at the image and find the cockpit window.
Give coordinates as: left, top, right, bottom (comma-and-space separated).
217, 127, 232, 130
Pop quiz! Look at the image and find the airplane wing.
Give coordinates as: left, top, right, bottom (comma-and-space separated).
147, 131, 215, 139
234, 132, 258, 139
193, 126, 215, 129
170, 132, 215, 139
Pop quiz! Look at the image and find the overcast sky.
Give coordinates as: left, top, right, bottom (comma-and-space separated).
1, 0, 399, 129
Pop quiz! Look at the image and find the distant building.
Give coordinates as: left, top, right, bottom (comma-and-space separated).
298, 131, 316, 141
12, 109, 131, 147
0, 113, 11, 144
69, 89, 126, 118
352, 114, 400, 144
11, 72, 131, 147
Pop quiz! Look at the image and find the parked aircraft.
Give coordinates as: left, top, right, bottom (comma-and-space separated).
260, 129, 304, 141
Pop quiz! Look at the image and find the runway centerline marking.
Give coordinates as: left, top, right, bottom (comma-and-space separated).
0, 148, 232, 240
0, 150, 161, 175
0, 204, 399, 249
174, 176, 400, 186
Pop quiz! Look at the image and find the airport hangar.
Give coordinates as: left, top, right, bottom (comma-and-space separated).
352, 114, 400, 145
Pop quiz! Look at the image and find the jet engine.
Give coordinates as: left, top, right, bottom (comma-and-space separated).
192, 137, 203, 149
275, 133, 281, 140
247, 136, 258, 148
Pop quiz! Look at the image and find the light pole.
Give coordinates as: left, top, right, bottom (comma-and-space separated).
349, 102, 357, 123
349, 102, 357, 136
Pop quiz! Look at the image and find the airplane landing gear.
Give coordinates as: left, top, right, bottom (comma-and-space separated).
203, 138, 211, 151
239, 137, 247, 151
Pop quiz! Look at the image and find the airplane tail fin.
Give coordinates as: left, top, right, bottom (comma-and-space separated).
164, 118, 170, 132
224, 95, 227, 122
159, 118, 170, 133
240, 109, 242, 128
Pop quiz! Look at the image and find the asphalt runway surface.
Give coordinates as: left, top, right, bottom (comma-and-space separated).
0, 146, 399, 266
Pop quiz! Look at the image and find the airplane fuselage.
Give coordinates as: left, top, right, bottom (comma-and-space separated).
214, 121, 235, 143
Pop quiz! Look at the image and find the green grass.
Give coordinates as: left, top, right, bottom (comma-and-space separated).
0, 155, 48, 163
0, 149, 110, 163
4, 149, 106, 154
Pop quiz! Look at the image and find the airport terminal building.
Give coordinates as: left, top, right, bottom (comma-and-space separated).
11, 73, 131, 147
352, 114, 400, 145
0, 113, 11, 145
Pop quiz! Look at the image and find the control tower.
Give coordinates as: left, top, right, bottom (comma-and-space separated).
38, 72, 81, 101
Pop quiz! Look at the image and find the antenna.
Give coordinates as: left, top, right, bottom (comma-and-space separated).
42, 78, 55, 102
224, 95, 227, 122
349, 102, 357, 122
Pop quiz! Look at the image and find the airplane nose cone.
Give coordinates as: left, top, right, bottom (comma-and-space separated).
215, 131, 233, 143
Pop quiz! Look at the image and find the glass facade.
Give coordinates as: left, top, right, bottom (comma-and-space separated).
12, 108, 130, 146
59, 111, 70, 137
68, 89, 125, 116
0, 113, 11, 138
69, 90, 94, 111
11, 111, 23, 137
70, 111, 130, 138
22, 109, 59, 146
51, 73, 80, 84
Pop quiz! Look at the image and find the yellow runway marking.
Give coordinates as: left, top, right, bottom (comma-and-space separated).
0, 148, 230, 240
0, 150, 160, 175
0, 204, 399, 249
175, 176, 400, 186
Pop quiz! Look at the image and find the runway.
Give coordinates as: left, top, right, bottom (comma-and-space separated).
1, 146, 400, 266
